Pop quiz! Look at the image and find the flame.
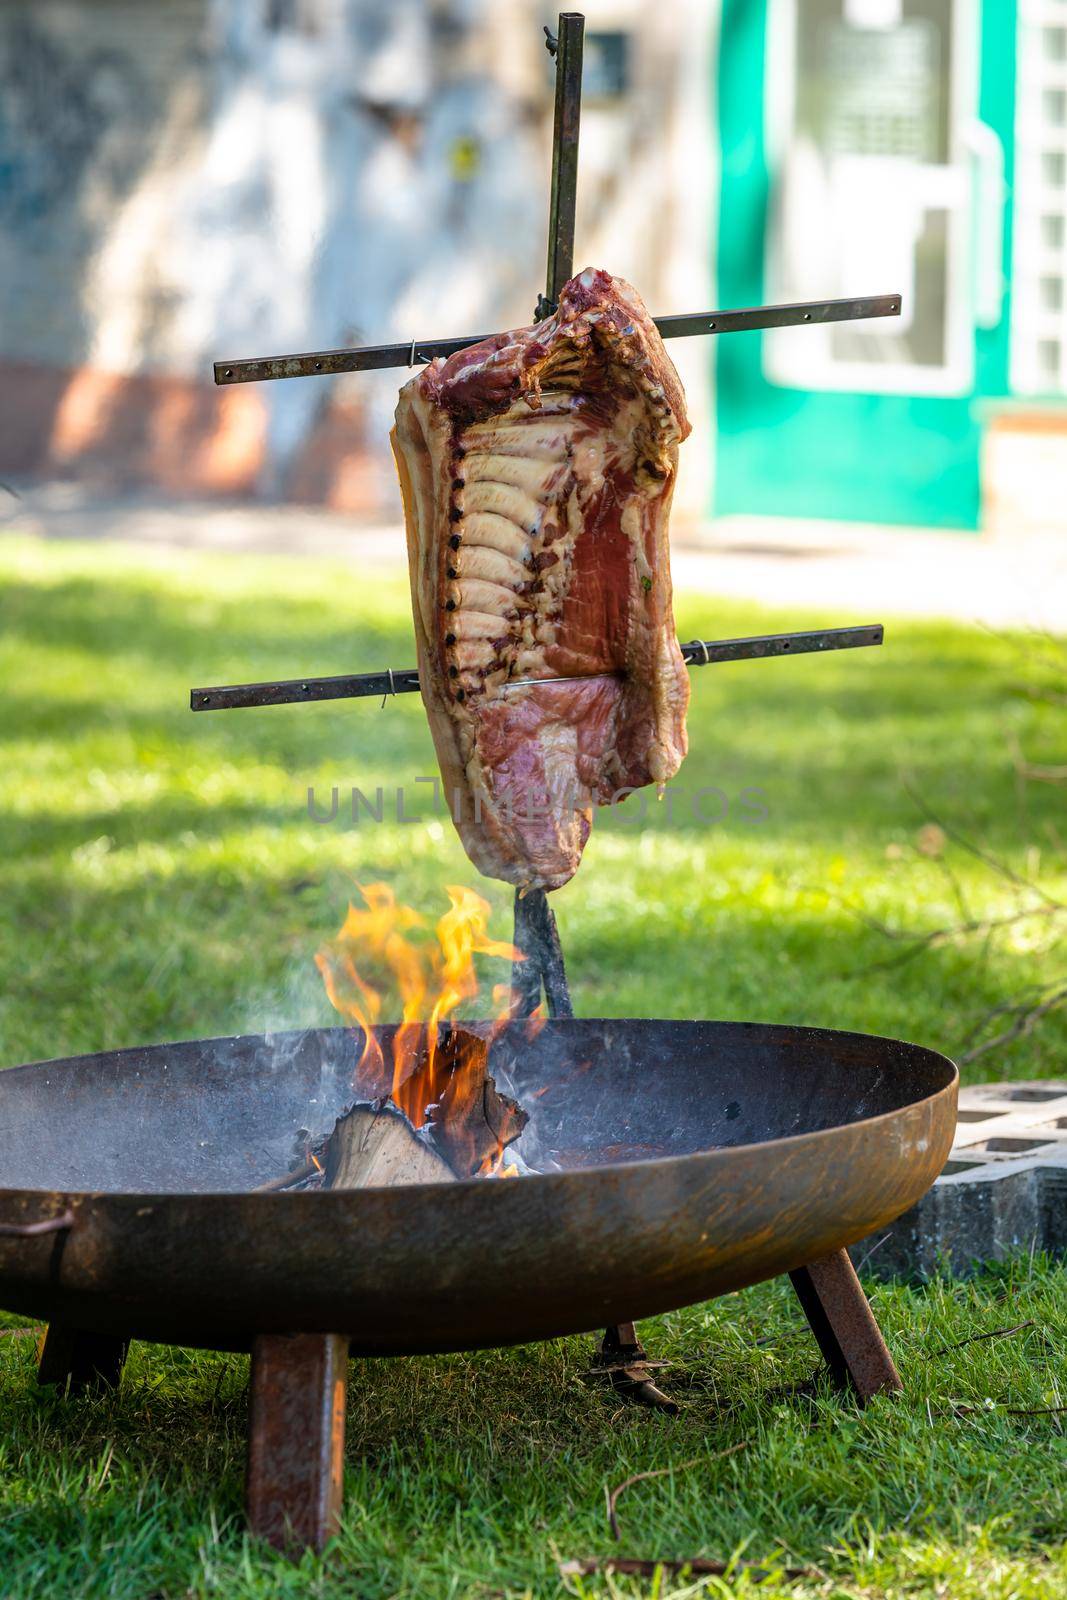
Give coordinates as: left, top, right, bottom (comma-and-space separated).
316, 883, 530, 1158
314, 883, 428, 1096
422, 884, 522, 1078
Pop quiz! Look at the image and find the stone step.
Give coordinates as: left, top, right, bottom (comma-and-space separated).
852, 1079, 1067, 1279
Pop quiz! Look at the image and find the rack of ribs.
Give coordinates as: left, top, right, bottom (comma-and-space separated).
392, 268, 691, 891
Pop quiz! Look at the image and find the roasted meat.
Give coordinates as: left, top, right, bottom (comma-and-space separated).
392, 268, 690, 890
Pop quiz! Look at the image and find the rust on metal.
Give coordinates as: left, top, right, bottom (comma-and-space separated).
789, 1249, 903, 1402
246, 1332, 349, 1555
0, 1017, 953, 1556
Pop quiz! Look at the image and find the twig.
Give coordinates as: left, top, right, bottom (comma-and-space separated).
854, 903, 1062, 975
959, 987, 1067, 1064
1018, 760, 1067, 785
560, 1554, 814, 1582
959, 985, 1050, 1049
923, 842, 972, 926
251, 1160, 317, 1193
608, 1459, 698, 1541
774, 1536, 835, 1588
949, 1401, 1067, 1418
977, 619, 1067, 684
927, 1320, 1034, 1358
1006, 726, 1067, 787
607, 1442, 747, 1540
853, 1233, 891, 1274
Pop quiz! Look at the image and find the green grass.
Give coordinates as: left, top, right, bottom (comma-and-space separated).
0, 532, 1064, 1597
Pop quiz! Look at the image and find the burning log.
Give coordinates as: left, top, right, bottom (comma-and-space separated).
315, 1027, 528, 1189
424, 1026, 527, 1178
323, 1102, 456, 1188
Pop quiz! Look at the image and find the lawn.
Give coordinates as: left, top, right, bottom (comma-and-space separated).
0, 531, 1064, 1598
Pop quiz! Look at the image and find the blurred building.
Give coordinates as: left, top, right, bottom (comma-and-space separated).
0, 0, 710, 516
0, 0, 1062, 532
718, 0, 1063, 534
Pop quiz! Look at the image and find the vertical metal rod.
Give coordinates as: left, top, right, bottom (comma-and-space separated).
544, 12, 585, 306
511, 890, 545, 1017
542, 15, 661, 1382
512, 888, 574, 1019
514, 13, 584, 1020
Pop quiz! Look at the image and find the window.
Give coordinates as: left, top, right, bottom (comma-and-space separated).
1011, 1, 1067, 393
581, 32, 630, 101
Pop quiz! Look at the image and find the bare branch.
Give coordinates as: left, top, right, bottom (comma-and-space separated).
855, 903, 1062, 976
607, 1443, 747, 1541
1017, 760, 1067, 786
560, 1552, 816, 1582
959, 986, 1051, 1050
926, 1320, 1034, 1358
959, 985, 1067, 1064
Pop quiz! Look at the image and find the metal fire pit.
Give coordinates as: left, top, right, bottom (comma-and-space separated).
0, 1018, 955, 1550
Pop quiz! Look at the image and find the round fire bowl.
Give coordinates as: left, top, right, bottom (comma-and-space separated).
0, 1021, 956, 1353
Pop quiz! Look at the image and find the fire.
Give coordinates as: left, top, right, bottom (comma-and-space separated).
422, 886, 522, 1072
315, 883, 535, 1171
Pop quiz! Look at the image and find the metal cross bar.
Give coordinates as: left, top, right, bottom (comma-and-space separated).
190, 626, 883, 712
209, 6, 897, 388
212, 295, 901, 386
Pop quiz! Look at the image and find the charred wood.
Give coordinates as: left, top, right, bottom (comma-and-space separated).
425, 1026, 528, 1177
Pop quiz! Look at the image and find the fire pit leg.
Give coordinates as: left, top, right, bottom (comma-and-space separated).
592, 1321, 679, 1413
36, 1323, 129, 1396
246, 1332, 349, 1555
789, 1249, 902, 1403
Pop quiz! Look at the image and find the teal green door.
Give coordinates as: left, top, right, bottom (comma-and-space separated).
715, 0, 1016, 529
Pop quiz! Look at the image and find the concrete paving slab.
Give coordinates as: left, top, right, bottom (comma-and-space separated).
854, 1080, 1067, 1279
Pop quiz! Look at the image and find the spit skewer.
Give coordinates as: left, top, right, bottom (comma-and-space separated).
190, 625, 884, 712
212, 295, 901, 386
196, 11, 898, 1048
188, 9, 908, 1424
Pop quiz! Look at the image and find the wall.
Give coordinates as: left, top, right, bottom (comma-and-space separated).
0, 0, 250, 494
0, 0, 545, 506
0, 0, 714, 513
